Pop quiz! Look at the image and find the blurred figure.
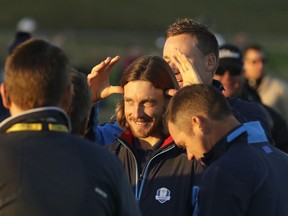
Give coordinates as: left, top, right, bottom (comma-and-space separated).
214, 44, 245, 98
0, 39, 140, 216
66, 69, 92, 135
166, 84, 288, 216
16, 17, 37, 34
9, 17, 36, 54
243, 44, 288, 124
8, 32, 32, 55
214, 44, 288, 153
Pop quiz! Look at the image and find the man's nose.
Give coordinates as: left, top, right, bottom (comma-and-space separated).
133, 104, 144, 118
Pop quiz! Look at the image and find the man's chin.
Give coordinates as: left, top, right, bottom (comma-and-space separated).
128, 120, 162, 139
130, 126, 151, 138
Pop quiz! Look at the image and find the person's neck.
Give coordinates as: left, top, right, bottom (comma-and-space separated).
137, 135, 163, 151
9, 103, 25, 116
204, 116, 240, 152
247, 73, 264, 89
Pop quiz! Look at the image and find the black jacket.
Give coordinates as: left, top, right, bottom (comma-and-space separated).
108, 131, 205, 216
0, 107, 140, 216
199, 121, 288, 216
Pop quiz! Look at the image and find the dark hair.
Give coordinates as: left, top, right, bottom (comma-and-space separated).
66, 69, 92, 135
165, 18, 219, 60
243, 44, 267, 63
116, 55, 179, 130
166, 84, 233, 131
4, 39, 70, 110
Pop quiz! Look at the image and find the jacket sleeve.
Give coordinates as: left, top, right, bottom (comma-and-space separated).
85, 104, 123, 146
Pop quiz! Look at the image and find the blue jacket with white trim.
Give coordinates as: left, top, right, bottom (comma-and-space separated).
198, 121, 288, 216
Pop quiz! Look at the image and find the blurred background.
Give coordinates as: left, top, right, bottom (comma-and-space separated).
1, 0, 288, 122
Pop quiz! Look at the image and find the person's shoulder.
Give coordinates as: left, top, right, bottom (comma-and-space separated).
68, 134, 120, 164
205, 142, 264, 178
227, 97, 258, 108
227, 97, 269, 124
227, 97, 267, 118
104, 141, 122, 154
265, 74, 288, 89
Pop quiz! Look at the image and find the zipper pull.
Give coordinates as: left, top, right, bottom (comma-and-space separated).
139, 173, 143, 182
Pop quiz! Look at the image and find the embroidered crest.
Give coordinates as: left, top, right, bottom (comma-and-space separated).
155, 187, 171, 203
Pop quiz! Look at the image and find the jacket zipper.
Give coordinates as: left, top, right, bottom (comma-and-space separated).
136, 145, 175, 201
117, 137, 176, 201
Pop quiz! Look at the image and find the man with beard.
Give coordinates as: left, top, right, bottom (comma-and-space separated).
87, 18, 270, 146
97, 55, 202, 216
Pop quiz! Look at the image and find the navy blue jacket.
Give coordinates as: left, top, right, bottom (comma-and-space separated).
198, 121, 288, 216
0, 107, 140, 216
108, 131, 204, 216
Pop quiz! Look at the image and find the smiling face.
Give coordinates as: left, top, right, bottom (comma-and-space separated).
163, 34, 211, 86
124, 80, 165, 140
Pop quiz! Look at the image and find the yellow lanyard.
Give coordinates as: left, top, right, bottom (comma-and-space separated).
6, 123, 69, 133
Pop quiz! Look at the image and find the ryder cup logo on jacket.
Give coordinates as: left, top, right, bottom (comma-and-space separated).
155, 187, 171, 203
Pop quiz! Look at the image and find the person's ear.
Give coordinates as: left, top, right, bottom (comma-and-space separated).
191, 115, 207, 134
205, 53, 217, 72
0, 83, 11, 109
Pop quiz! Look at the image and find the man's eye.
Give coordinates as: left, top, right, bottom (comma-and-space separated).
144, 101, 154, 107
125, 99, 133, 105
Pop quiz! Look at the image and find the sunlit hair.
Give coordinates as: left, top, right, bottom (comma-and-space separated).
4, 39, 70, 110
165, 18, 219, 61
166, 84, 233, 132
116, 55, 179, 130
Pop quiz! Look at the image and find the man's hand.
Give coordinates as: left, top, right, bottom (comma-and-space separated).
87, 56, 123, 103
165, 89, 177, 97
171, 48, 203, 86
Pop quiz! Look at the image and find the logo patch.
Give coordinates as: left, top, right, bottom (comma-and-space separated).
155, 187, 171, 203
